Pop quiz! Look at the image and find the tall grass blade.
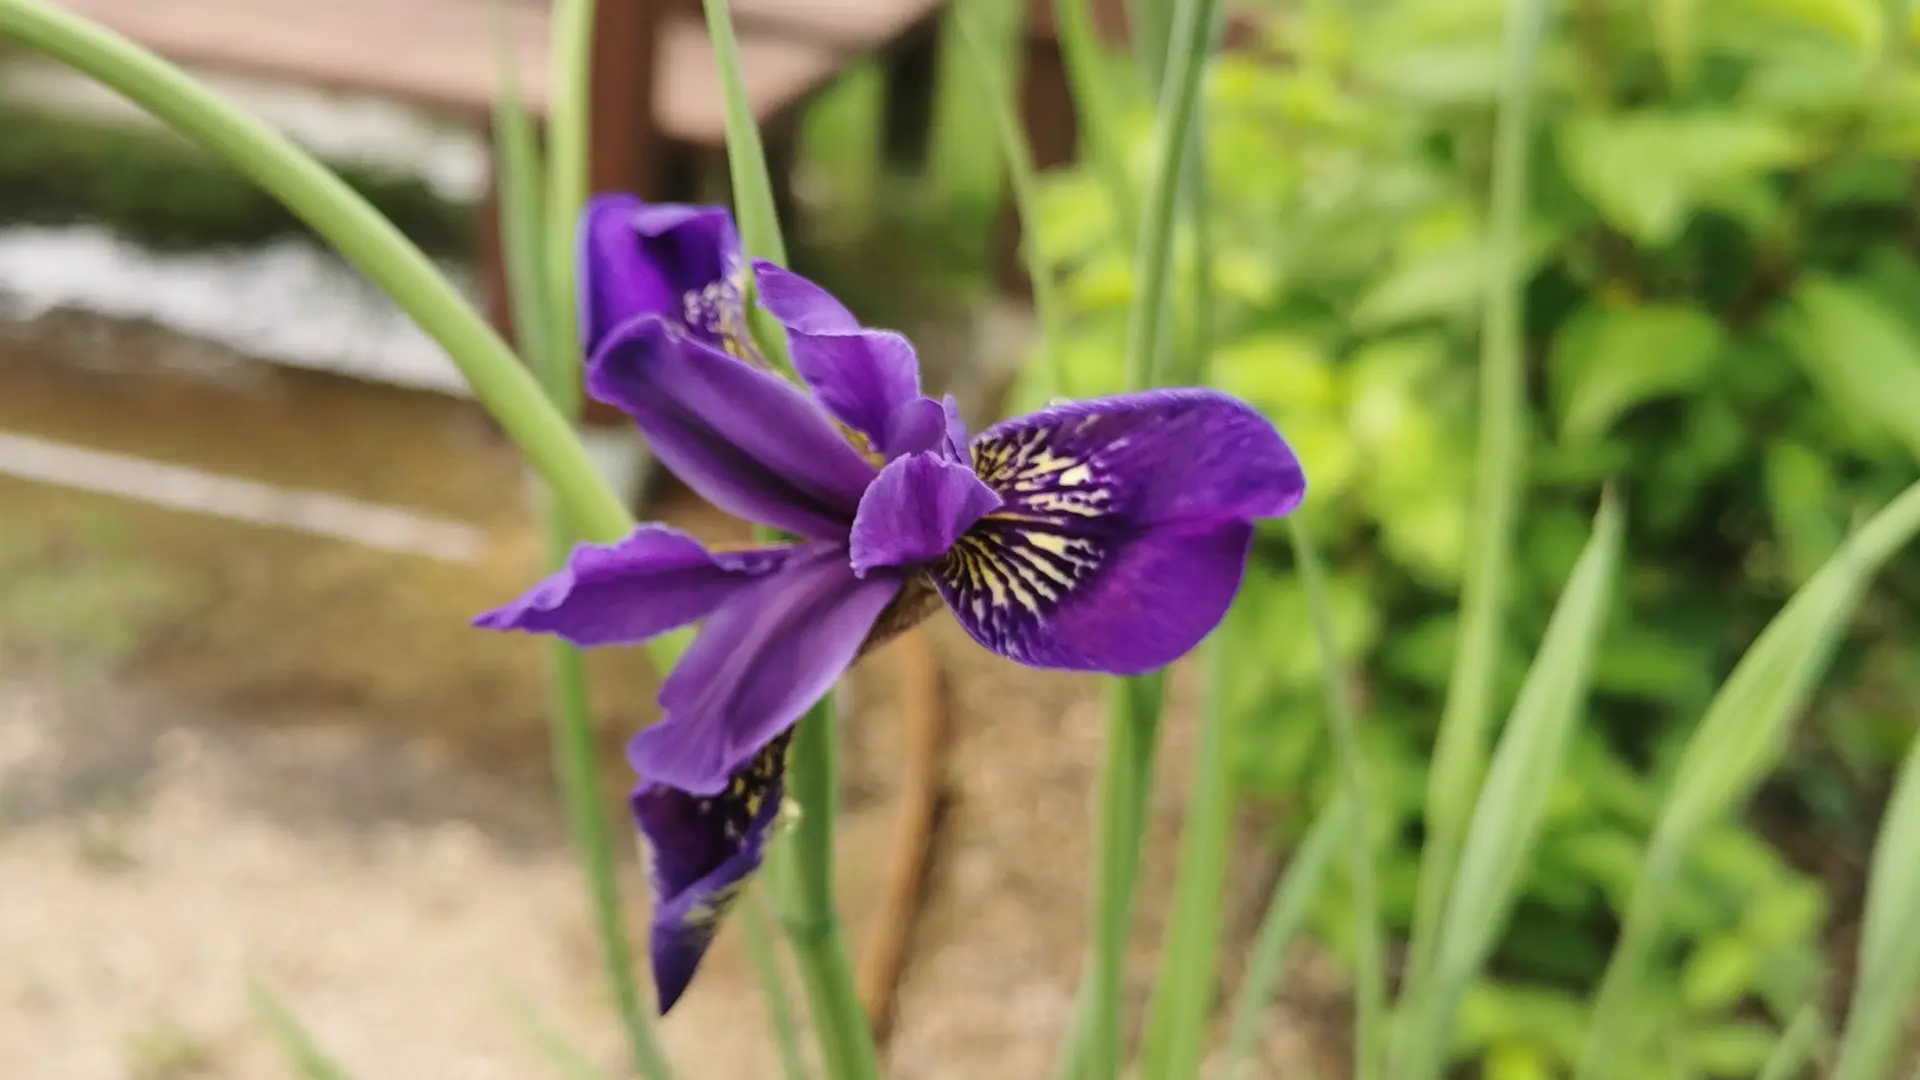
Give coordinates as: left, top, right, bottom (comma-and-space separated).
488, 1, 553, 390
1138, 629, 1240, 1080
1219, 801, 1347, 1080
1757, 1003, 1829, 1080
1121, 0, 1222, 393
694, 3, 877, 1076
1392, 496, 1624, 1080
1073, 4, 1224, 1077
491, 25, 672, 1075
697, 0, 792, 372
1404, 0, 1552, 1006
1289, 517, 1386, 1080
774, 699, 881, 1080
248, 981, 355, 1080
542, 0, 591, 414
501, 988, 616, 1080
955, 2, 1069, 397
1833, 729, 1920, 1080
1576, 478, 1920, 1078
744, 887, 814, 1080
1050, 0, 1139, 236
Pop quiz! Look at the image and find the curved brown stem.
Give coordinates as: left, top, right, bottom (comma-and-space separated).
856, 625, 950, 1047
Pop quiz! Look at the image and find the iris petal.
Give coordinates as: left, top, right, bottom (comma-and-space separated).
850, 452, 1002, 575
472, 525, 795, 647
588, 317, 879, 541
580, 195, 744, 356
933, 390, 1304, 673
634, 731, 789, 1014
752, 261, 926, 456
627, 543, 902, 794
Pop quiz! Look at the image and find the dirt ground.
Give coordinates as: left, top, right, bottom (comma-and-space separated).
0, 315, 1342, 1079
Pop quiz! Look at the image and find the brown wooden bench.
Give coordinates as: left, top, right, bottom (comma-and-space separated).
56, 0, 946, 419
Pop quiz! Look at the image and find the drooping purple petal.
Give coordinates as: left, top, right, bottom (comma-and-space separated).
634, 731, 789, 1013
588, 317, 879, 540
627, 543, 902, 794
850, 452, 1002, 575
472, 525, 796, 647
579, 195, 746, 356
933, 390, 1304, 673
752, 261, 924, 455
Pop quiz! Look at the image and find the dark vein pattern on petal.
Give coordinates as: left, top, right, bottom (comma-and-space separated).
932, 390, 1301, 673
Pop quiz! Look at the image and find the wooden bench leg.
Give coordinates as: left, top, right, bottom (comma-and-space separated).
476, 158, 516, 347
880, 16, 943, 175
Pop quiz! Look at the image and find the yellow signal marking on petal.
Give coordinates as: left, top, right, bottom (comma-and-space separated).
1058, 464, 1093, 487
1025, 530, 1070, 555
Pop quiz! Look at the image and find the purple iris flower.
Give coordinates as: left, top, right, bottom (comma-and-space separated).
475, 195, 1307, 1012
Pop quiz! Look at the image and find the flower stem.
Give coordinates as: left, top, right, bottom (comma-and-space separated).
1290, 518, 1384, 1080
1067, 3, 1222, 1078
1122, 0, 1222, 392
1217, 801, 1347, 1080
774, 699, 882, 1080
490, 23, 670, 1068
1136, 628, 1236, 1080
0, 0, 633, 546
1081, 670, 1167, 1080
743, 887, 813, 1080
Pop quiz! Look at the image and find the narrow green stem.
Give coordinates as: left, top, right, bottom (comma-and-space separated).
1069, 4, 1221, 1077
0, 0, 632, 544
1121, 0, 1222, 391
775, 700, 882, 1080
540, 574, 672, 1079
1126, 0, 1177, 92
1402, 0, 1547, 1004
1218, 801, 1347, 1080
1290, 519, 1384, 1080
543, 0, 593, 414
744, 888, 813, 1080
696, 0, 793, 376
1082, 670, 1168, 1080
1137, 631, 1238, 1080
693, 1, 875, 1073
492, 26, 668, 1069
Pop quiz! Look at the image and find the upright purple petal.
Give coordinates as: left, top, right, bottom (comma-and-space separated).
933, 390, 1304, 673
589, 317, 879, 540
850, 452, 1002, 575
627, 543, 902, 794
879, 393, 972, 463
579, 195, 746, 356
634, 732, 789, 1013
473, 525, 796, 647
752, 261, 924, 455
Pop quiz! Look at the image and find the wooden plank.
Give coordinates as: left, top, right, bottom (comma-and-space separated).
57, 0, 845, 142
711, 0, 946, 50
1028, 0, 1263, 48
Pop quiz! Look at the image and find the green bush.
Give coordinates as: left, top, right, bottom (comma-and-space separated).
1025, 0, 1920, 1072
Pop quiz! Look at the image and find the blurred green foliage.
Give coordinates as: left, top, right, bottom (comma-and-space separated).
1022, 0, 1920, 1073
